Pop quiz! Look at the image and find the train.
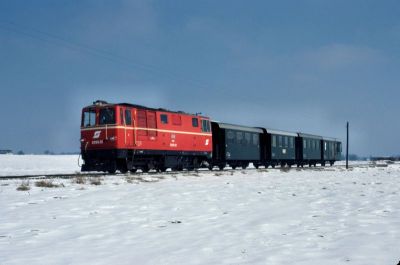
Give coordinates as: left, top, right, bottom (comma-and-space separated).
80, 100, 342, 173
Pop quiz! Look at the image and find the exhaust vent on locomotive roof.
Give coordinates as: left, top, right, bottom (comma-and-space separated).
93, 100, 108, 106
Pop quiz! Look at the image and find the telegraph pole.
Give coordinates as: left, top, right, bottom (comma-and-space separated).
346, 122, 349, 169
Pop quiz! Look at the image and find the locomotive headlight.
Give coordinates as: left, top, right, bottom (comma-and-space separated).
80, 139, 85, 142
109, 136, 117, 141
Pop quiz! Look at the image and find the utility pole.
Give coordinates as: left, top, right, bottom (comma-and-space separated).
346, 122, 349, 169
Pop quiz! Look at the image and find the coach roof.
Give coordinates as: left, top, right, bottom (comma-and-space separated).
265, 129, 298, 137
213, 122, 263, 133
297, 133, 323, 139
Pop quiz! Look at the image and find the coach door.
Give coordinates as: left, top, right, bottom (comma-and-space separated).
124, 108, 134, 147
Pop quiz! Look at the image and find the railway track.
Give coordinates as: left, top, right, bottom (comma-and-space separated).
0, 162, 383, 180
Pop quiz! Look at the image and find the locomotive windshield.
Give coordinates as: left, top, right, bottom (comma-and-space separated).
82, 109, 96, 127
99, 108, 116, 125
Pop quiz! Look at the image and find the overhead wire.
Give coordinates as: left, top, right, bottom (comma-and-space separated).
0, 20, 213, 90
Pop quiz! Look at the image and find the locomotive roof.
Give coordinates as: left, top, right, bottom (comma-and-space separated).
213, 122, 264, 133
265, 129, 298, 137
297, 133, 323, 139
85, 100, 209, 118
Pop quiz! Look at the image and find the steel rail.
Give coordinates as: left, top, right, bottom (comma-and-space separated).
0, 162, 382, 180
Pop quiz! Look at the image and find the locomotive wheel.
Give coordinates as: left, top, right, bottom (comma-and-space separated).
141, 166, 149, 173
108, 161, 117, 174
130, 168, 137, 173
208, 165, 213, 171
218, 165, 225, 170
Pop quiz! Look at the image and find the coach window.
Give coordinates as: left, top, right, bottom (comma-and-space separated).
192, 118, 198, 127
160, 114, 168, 124
278, 135, 282, 147
284, 136, 288, 148
83, 109, 96, 127
303, 139, 307, 149
99, 108, 116, 125
245, 133, 251, 145
125, 109, 132, 125
253, 134, 258, 146
290, 137, 294, 148
236, 131, 243, 144
227, 130, 234, 144
201, 120, 210, 132
272, 135, 276, 147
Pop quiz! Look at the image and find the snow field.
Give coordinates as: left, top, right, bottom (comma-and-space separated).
0, 156, 399, 264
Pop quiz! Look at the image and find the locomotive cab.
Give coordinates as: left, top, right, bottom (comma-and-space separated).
80, 101, 124, 172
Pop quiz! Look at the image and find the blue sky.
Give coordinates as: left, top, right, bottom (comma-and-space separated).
0, 0, 399, 156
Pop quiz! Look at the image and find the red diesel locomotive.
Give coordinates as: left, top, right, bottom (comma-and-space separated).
81, 100, 212, 173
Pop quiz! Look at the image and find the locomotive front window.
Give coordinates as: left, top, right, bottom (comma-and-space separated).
83, 109, 96, 127
99, 108, 116, 125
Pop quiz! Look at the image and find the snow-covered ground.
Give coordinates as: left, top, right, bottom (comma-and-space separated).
0, 155, 81, 176
0, 156, 400, 265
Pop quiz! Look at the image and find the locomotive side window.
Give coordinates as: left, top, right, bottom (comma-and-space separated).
160, 114, 168, 124
201, 120, 210, 132
99, 108, 115, 125
192, 118, 198, 127
120, 109, 124, 125
125, 109, 132, 125
272, 135, 276, 147
83, 109, 96, 127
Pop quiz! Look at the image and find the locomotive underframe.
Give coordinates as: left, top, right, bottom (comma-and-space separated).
81, 149, 212, 173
